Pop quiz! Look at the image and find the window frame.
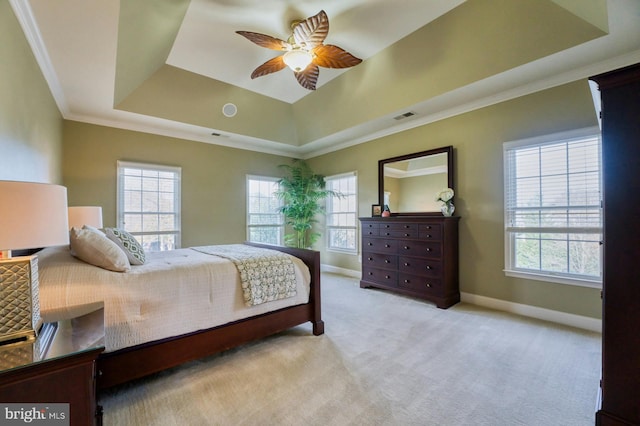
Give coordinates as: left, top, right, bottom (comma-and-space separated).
503, 127, 602, 288
116, 161, 182, 251
325, 171, 358, 254
246, 175, 284, 246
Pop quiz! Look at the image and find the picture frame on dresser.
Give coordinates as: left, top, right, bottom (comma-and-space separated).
371, 204, 382, 217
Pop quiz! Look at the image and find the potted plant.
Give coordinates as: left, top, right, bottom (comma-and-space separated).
275, 159, 339, 249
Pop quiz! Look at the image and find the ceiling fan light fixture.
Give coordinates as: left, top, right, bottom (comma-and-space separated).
283, 49, 313, 72
236, 10, 361, 90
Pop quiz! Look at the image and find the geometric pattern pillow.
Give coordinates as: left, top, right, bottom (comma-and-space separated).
103, 227, 146, 265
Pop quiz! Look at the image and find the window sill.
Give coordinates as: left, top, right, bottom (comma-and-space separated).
327, 248, 358, 256
504, 269, 602, 289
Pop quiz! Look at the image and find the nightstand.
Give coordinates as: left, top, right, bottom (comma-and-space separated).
0, 304, 105, 426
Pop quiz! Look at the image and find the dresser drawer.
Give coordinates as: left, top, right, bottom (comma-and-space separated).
398, 240, 442, 259
398, 274, 442, 295
362, 267, 398, 287
379, 223, 418, 239
398, 256, 441, 278
418, 223, 442, 241
362, 222, 379, 236
363, 253, 397, 271
362, 237, 398, 254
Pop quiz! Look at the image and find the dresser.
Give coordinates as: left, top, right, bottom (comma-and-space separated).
359, 216, 460, 308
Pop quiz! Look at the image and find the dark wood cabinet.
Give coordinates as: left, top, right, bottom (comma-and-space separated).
360, 216, 460, 308
590, 63, 640, 425
0, 307, 105, 426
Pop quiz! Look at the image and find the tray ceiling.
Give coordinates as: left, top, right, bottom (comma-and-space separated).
11, 0, 640, 157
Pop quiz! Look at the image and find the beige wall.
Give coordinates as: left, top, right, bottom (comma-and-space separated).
4, 0, 602, 320
62, 121, 292, 248
308, 79, 602, 319
0, 2, 62, 183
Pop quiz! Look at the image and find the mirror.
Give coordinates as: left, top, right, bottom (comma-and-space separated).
378, 146, 454, 215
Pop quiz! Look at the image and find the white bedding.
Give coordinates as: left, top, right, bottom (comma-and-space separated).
36, 245, 311, 352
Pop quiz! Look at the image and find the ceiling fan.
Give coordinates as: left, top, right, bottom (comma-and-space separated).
236, 10, 362, 91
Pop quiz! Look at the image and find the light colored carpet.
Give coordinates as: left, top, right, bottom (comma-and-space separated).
100, 273, 601, 425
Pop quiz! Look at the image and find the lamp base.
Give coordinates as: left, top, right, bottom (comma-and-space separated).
0, 255, 42, 345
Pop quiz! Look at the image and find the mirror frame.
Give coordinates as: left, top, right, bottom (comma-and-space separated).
378, 145, 454, 216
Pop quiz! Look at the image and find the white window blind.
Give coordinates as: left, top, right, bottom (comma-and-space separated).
503, 128, 602, 286
117, 161, 181, 251
325, 172, 358, 253
246, 175, 283, 245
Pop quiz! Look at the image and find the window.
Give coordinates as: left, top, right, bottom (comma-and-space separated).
246, 175, 283, 245
117, 161, 181, 252
503, 127, 602, 287
325, 172, 358, 253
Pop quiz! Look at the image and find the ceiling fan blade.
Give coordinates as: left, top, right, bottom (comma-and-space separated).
294, 64, 319, 90
236, 31, 290, 51
312, 44, 362, 69
250, 56, 287, 79
292, 10, 328, 49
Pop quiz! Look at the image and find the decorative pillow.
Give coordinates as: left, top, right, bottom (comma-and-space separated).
69, 227, 130, 272
103, 228, 146, 265
82, 224, 104, 235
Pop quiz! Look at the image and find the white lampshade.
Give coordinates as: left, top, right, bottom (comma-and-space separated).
0, 181, 69, 256
283, 49, 313, 72
68, 206, 103, 230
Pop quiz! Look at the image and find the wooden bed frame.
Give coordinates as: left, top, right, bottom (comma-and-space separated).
96, 242, 323, 390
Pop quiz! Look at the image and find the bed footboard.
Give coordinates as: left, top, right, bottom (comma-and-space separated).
96, 243, 322, 389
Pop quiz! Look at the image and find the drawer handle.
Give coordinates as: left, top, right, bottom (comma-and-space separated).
385, 244, 390, 248
385, 259, 390, 263
403, 246, 409, 250
426, 248, 431, 252
368, 272, 373, 276
367, 257, 373, 261
426, 265, 431, 270
385, 275, 391, 279
404, 279, 410, 283
404, 225, 410, 229
404, 262, 409, 266
384, 232, 390, 236
425, 234, 431, 238
426, 226, 431, 229
368, 242, 373, 246
404, 233, 410, 237
426, 283, 432, 288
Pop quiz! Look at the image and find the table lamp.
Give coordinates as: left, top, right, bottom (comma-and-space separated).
68, 206, 103, 230
0, 181, 69, 345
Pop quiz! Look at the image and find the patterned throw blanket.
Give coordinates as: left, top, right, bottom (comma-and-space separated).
192, 244, 297, 306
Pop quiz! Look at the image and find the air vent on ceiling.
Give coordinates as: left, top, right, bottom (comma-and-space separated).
393, 111, 416, 120
210, 132, 230, 138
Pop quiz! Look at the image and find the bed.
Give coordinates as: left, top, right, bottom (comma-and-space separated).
36, 241, 323, 389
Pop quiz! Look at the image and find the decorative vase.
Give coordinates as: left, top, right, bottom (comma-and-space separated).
441, 202, 455, 217
381, 205, 391, 217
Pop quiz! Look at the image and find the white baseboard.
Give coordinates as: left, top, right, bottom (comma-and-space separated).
321, 264, 361, 278
461, 292, 602, 333
319, 267, 601, 332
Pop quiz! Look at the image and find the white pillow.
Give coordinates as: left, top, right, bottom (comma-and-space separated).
82, 224, 104, 235
69, 227, 130, 272
103, 228, 146, 265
